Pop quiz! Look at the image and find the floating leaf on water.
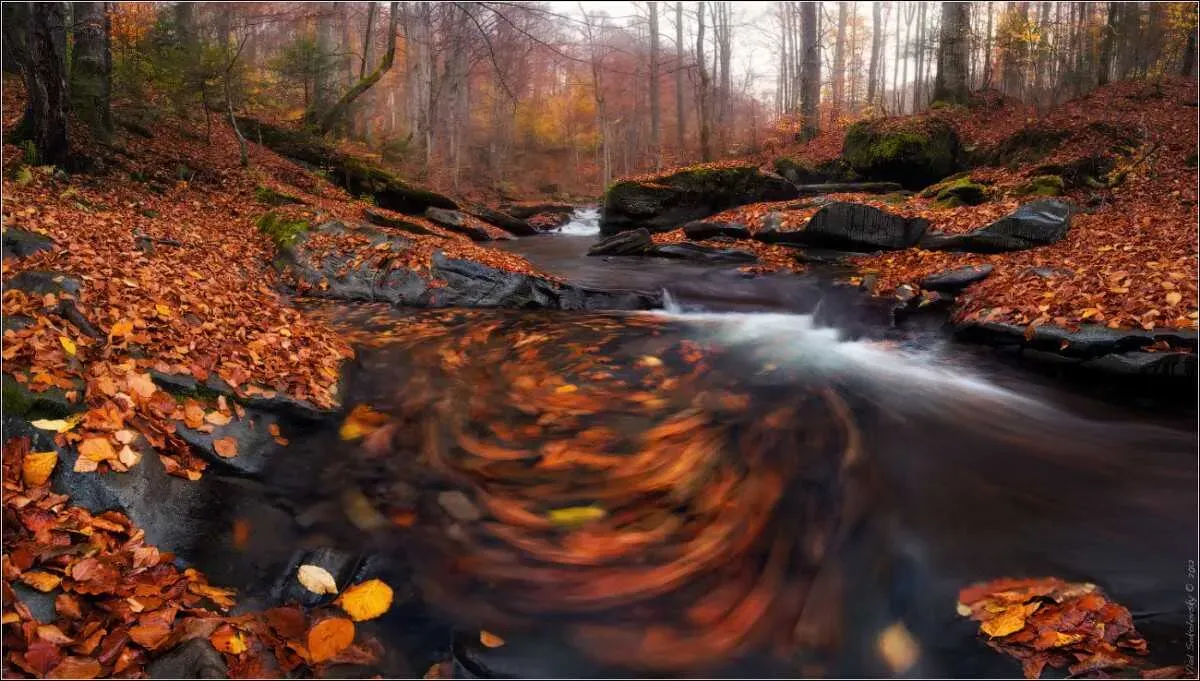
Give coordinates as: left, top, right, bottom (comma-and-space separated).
336, 579, 394, 622
297, 564, 339, 595
479, 630, 505, 648
545, 505, 607, 526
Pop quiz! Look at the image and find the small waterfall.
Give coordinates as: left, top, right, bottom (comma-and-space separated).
555, 207, 601, 236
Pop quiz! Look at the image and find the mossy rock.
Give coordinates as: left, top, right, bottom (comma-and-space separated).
1013, 175, 1065, 197
1185, 152, 1197, 169
987, 126, 1069, 167
920, 176, 991, 206
600, 164, 798, 234
255, 185, 305, 207
773, 157, 855, 185
842, 118, 961, 190
256, 211, 311, 250
2, 374, 82, 419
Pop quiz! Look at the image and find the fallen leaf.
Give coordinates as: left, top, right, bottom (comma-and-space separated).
59, 336, 77, 356
297, 564, 338, 595
339, 404, 388, 441
877, 621, 919, 673
47, 656, 102, 679
336, 579, 394, 622
546, 505, 607, 526
78, 437, 116, 463
212, 437, 238, 458
109, 319, 134, 338
37, 624, 74, 644
204, 411, 231, 426
306, 617, 355, 663
23, 450, 58, 487
31, 414, 83, 433
1165, 291, 1182, 306
479, 630, 505, 648
209, 624, 248, 655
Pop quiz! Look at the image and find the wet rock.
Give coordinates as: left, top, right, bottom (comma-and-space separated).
281, 222, 658, 311
918, 265, 994, 292
587, 228, 654, 256
176, 409, 286, 476
463, 205, 538, 236
147, 638, 228, 679
652, 242, 758, 264
774, 157, 854, 184
272, 547, 360, 609
1080, 351, 1197, 378
11, 583, 57, 623
363, 207, 438, 236
2, 314, 34, 333
796, 202, 928, 251
6, 270, 82, 297
600, 165, 798, 235
762, 211, 784, 233
920, 200, 1071, 253
501, 202, 575, 220
682, 220, 751, 241
2, 228, 54, 258
425, 207, 491, 242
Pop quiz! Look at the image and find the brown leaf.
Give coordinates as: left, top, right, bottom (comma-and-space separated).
78, 437, 117, 463
212, 436, 238, 458
306, 617, 355, 663
47, 656, 103, 679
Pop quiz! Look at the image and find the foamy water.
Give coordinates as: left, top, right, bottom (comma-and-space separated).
554, 207, 602, 236
651, 301, 1043, 415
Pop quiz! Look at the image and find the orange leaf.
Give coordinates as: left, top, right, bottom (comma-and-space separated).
212, 437, 238, 458
78, 437, 116, 463
21, 571, 63, 592
480, 630, 505, 648
47, 656, 102, 679
209, 624, 248, 654
306, 617, 355, 663
22, 450, 58, 487
336, 579, 394, 622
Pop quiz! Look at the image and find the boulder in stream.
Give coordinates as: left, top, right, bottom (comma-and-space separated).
920, 200, 1072, 253
424, 207, 491, 241
652, 242, 758, 264
796, 201, 928, 251
600, 164, 798, 235
587, 228, 654, 256
464, 205, 538, 236
918, 264, 994, 292
682, 220, 752, 241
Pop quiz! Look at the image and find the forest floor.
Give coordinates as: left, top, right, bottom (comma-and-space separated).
656, 78, 1199, 334
1, 78, 1197, 679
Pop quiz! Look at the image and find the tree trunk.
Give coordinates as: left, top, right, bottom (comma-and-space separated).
312, 7, 337, 119
15, 2, 70, 166
799, 0, 820, 140
867, 0, 881, 108
317, 2, 399, 135
695, 1, 712, 162
674, 1, 685, 158
832, 1, 847, 119
70, 2, 112, 143
892, 1, 902, 110
1182, 10, 1198, 77
649, 1, 661, 170
1098, 2, 1118, 86
912, 0, 925, 112
932, 1, 969, 105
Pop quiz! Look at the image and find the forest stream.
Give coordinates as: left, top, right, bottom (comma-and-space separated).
217, 208, 1195, 678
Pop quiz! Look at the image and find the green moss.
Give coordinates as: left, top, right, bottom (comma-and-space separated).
919, 176, 990, 205
2, 375, 33, 416
842, 118, 961, 189
255, 185, 304, 206
256, 211, 311, 250
1014, 174, 1065, 197
21, 140, 38, 165
879, 192, 911, 205
2, 374, 79, 419
14, 166, 33, 185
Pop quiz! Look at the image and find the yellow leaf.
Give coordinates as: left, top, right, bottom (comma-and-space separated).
31, 414, 83, 433
639, 355, 663, 367
297, 564, 339, 595
479, 630, 505, 648
336, 579, 394, 622
979, 603, 1037, 638
307, 617, 355, 663
545, 505, 607, 526
555, 384, 578, 393
20, 571, 62, 592
155, 303, 173, 318
877, 622, 920, 674
1166, 291, 1183, 306
22, 451, 58, 487
59, 336, 77, 356
339, 404, 388, 441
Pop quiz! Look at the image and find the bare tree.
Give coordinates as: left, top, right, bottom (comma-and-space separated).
70, 1, 112, 143
695, 1, 712, 161
799, 0, 819, 140
317, 2, 399, 134
867, 0, 882, 108
649, 1, 661, 169
832, 1, 847, 119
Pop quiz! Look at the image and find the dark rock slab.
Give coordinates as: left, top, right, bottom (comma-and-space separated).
793, 181, 903, 196
920, 200, 1071, 253
651, 242, 758, 264
501, 202, 575, 220
2, 374, 83, 419
5, 270, 82, 297
587, 228, 653, 256
281, 222, 658, 311
600, 165, 798, 235
363, 207, 438, 236
425, 207, 491, 242
950, 321, 1200, 360
2, 314, 34, 333
176, 409, 287, 476
10, 583, 57, 623
796, 201, 928, 250
1080, 351, 1197, 378
682, 220, 751, 241
2, 228, 54, 259
464, 205, 538, 236
271, 547, 361, 609
147, 639, 228, 679
919, 264, 994, 292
